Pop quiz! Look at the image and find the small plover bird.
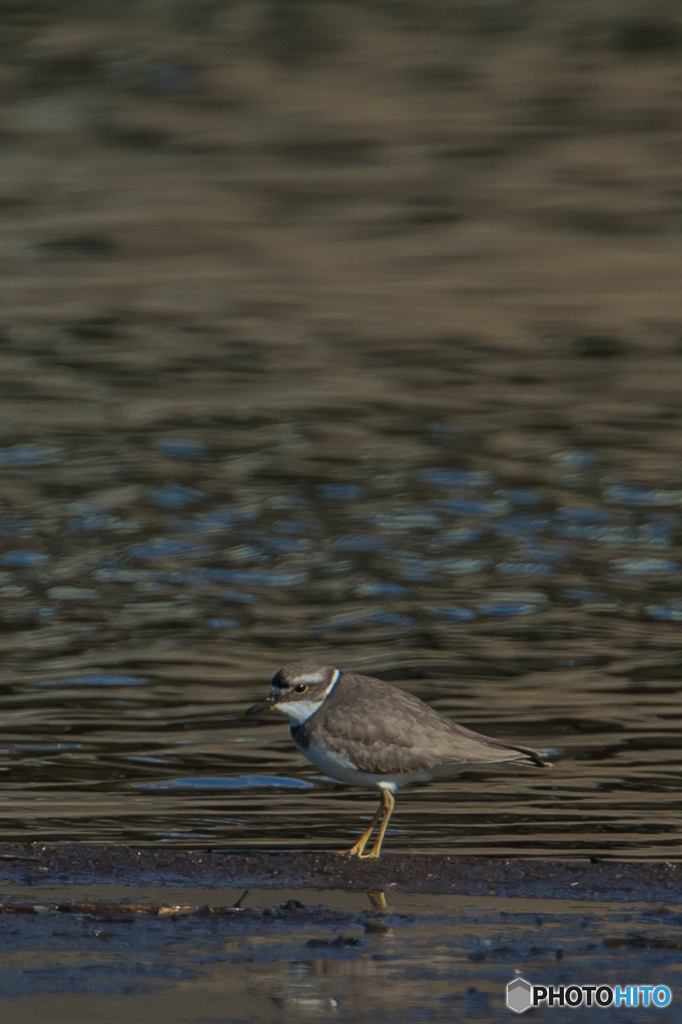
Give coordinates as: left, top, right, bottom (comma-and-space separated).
246, 661, 551, 858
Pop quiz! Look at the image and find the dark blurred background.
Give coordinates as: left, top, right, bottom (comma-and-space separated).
0, 0, 681, 855
5, 0, 682, 343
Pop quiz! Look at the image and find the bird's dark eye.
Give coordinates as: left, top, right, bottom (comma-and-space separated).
294, 683, 308, 693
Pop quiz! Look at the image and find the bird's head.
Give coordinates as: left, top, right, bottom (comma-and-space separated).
246, 662, 341, 724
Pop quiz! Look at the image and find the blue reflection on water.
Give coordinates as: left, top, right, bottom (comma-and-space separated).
497, 562, 554, 577
138, 775, 314, 790
427, 605, 475, 621
0, 551, 48, 566
611, 558, 679, 575
317, 483, 365, 500
206, 569, 307, 586
154, 439, 207, 458
0, 444, 61, 465
335, 535, 387, 552
433, 499, 508, 516
497, 489, 540, 506
127, 539, 211, 559
479, 602, 538, 616
150, 483, 206, 508
0, 521, 33, 535
418, 468, 493, 488
493, 515, 551, 537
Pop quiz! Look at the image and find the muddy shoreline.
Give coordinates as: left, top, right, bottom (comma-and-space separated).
0, 843, 678, 902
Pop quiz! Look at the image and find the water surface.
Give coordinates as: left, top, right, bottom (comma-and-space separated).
1, 341, 681, 857
1, 0, 682, 860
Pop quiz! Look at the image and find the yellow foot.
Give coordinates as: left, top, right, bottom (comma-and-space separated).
342, 844, 382, 859
343, 843, 368, 857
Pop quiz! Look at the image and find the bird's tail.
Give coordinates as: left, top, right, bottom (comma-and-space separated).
511, 744, 552, 768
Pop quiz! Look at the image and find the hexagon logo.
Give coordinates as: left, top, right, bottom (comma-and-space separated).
507, 977, 533, 1014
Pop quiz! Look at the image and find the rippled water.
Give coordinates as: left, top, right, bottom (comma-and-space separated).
1, 330, 682, 857
1, 0, 682, 859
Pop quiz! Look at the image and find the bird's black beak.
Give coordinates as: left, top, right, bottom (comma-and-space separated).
246, 695, 278, 716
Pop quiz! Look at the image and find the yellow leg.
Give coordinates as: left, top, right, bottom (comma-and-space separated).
344, 786, 396, 859
344, 797, 385, 857
362, 787, 395, 859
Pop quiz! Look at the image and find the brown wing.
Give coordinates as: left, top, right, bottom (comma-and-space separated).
304, 672, 549, 775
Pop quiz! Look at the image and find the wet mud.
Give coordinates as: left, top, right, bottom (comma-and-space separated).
0, 843, 680, 903
0, 881, 681, 1023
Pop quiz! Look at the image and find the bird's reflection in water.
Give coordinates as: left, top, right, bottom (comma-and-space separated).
367, 890, 388, 912
364, 890, 392, 936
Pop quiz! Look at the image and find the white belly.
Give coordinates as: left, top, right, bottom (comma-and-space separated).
291, 730, 453, 793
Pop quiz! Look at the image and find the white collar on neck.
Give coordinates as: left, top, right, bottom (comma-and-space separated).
275, 668, 341, 724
